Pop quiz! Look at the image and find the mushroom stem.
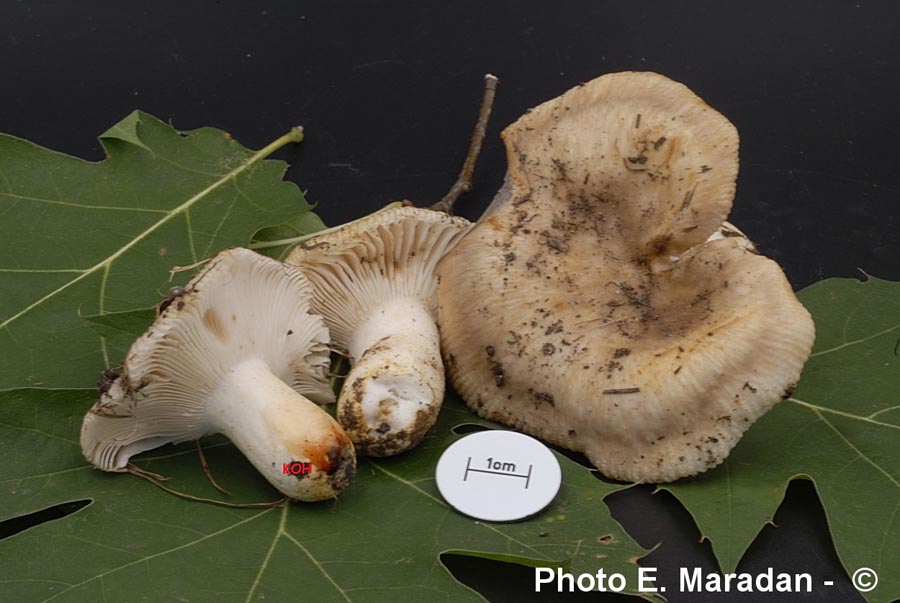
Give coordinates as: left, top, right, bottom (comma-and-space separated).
340, 297, 443, 456
207, 358, 356, 501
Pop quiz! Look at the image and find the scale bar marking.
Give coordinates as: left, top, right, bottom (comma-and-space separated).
463, 457, 534, 489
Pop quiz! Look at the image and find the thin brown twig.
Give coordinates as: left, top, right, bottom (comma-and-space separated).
196, 440, 232, 496
328, 346, 352, 358
126, 464, 285, 509
330, 354, 350, 396
430, 73, 499, 214
602, 387, 641, 395
130, 465, 171, 481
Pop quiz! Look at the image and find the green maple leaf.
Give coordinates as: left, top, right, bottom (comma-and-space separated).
0, 111, 323, 390
665, 276, 900, 603
0, 115, 648, 602
7, 109, 895, 603
0, 388, 648, 602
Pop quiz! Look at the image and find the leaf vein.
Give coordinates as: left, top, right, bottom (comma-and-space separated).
810, 321, 900, 357
840, 287, 874, 347
878, 498, 900, 570
0, 192, 168, 213
127, 518, 206, 536
70, 536, 142, 558
790, 398, 900, 432
869, 404, 900, 420
184, 209, 198, 264
367, 459, 547, 560
0, 579, 74, 587
39, 508, 274, 602
155, 153, 230, 179
0, 268, 86, 274
1, 465, 90, 485
0, 139, 287, 332
0, 421, 79, 446
244, 504, 286, 603
281, 528, 353, 602
200, 191, 239, 259
232, 175, 270, 214
0, 164, 12, 192
804, 405, 899, 489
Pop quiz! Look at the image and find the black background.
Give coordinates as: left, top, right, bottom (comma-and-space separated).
1, 2, 897, 602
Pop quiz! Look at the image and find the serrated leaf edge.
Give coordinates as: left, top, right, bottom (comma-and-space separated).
0, 122, 300, 381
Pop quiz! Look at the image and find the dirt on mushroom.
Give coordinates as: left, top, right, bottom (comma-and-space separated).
436, 72, 816, 483
287, 207, 471, 457
80, 248, 357, 502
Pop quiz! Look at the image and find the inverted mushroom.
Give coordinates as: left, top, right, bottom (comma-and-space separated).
437, 71, 816, 483
81, 247, 356, 501
287, 206, 471, 456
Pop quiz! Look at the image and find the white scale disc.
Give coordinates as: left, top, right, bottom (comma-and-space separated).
435, 430, 562, 522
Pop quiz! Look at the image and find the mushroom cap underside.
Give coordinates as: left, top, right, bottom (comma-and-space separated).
81, 247, 333, 471
286, 205, 471, 347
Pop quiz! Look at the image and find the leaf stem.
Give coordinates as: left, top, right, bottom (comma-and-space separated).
255, 126, 304, 158
0, 125, 307, 334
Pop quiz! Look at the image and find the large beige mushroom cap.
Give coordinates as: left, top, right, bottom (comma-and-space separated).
288, 206, 471, 456
437, 72, 815, 483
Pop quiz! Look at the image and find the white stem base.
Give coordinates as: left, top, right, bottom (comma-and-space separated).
207, 357, 355, 501
340, 297, 444, 456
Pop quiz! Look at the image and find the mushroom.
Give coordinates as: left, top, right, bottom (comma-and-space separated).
80, 247, 356, 501
287, 206, 471, 456
436, 71, 816, 483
